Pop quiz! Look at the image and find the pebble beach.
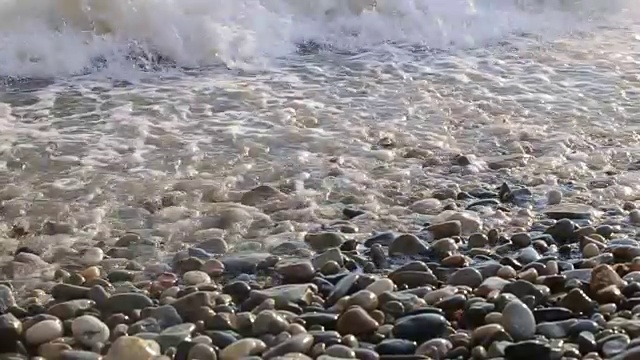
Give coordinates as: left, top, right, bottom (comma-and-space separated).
2, 168, 640, 360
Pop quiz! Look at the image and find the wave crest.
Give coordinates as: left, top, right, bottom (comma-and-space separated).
0, 0, 635, 77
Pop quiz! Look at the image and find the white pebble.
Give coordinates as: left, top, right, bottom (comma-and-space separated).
25, 319, 64, 345
183, 271, 211, 285
72, 315, 110, 347
82, 247, 104, 266
365, 278, 395, 296
547, 189, 562, 205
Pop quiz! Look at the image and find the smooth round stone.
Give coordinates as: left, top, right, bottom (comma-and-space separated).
601, 334, 630, 358
305, 232, 345, 252
536, 319, 577, 338
583, 243, 600, 258
346, 290, 378, 311
157, 323, 196, 351
504, 340, 550, 360
468, 233, 489, 248
547, 190, 562, 205
196, 237, 229, 254
471, 324, 505, 345
511, 233, 532, 248
262, 334, 314, 359
25, 319, 64, 345
447, 267, 482, 288
130, 318, 161, 334
105, 336, 161, 360
501, 299, 535, 341
365, 278, 394, 296
183, 271, 211, 285
392, 313, 448, 343
325, 344, 355, 358
105, 293, 153, 313
353, 348, 379, 360
253, 310, 288, 336
175, 341, 216, 360
206, 330, 238, 349
80, 266, 101, 280
320, 261, 341, 275
577, 331, 597, 354
219, 338, 266, 360
202, 259, 225, 276
0, 285, 16, 309
485, 312, 503, 324
415, 338, 453, 358
389, 234, 429, 256
0, 313, 22, 346
149, 305, 183, 329
71, 315, 109, 347
82, 247, 105, 266
336, 307, 379, 336
517, 247, 540, 264
191, 335, 212, 345
48, 299, 95, 320
187, 343, 217, 360
497, 266, 516, 279
375, 339, 416, 355
276, 259, 315, 282
39, 342, 72, 359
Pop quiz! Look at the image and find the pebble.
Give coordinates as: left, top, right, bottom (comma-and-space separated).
71, 315, 110, 347
182, 271, 211, 285
253, 310, 289, 335
547, 189, 562, 205
426, 221, 462, 239
219, 338, 266, 360
105, 293, 154, 313
389, 234, 429, 256
82, 247, 104, 265
336, 306, 379, 336
590, 264, 626, 293
0, 160, 638, 360
25, 319, 64, 345
105, 336, 161, 360
262, 334, 314, 359
392, 313, 448, 342
447, 267, 483, 288
501, 299, 536, 341
583, 243, 600, 258
304, 233, 345, 252
365, 278, 395, 296
277, 259, 316, 282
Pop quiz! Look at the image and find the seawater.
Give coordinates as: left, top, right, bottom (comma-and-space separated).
0, 0, 636, 256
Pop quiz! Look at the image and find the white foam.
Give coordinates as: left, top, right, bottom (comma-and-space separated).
0, 0, 635, 77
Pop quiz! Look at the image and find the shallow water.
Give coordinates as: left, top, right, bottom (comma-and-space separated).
0, 0, 638, 259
